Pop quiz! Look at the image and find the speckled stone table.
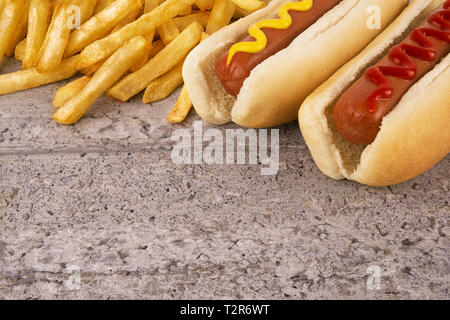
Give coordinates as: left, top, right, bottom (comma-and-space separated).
0, 57, 448, 299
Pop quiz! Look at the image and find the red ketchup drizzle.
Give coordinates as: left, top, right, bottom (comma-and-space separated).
365, 0, 450, 114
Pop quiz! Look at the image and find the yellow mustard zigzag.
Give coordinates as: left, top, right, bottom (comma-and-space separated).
227, 0, 314, 66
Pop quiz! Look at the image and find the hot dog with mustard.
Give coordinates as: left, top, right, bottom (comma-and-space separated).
183, 0, 409, 128
299, 0, 450, 186
215, 0, 343, 96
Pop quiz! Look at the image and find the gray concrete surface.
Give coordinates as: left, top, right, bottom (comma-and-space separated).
0, 57, 449, 300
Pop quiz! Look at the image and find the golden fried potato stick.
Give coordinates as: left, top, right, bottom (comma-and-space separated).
53, 75, 91, 108
73, 0, 99, 25
233, 6, 250, 18
148, 39, 165, 59
6, 1, 30, 57
53, 36, 150, 124
92, 29, 155, 75
206, 0, 235, 34
143, 0, 159, 44
94, 0, 115, 14
64, 0, 144, 58
129, 37, 163, 73
194, 0, 213, 11
23, 0, 52, 69
14, 39, 27, 61
143, 0, 157, 11
0, 0, 28, 65
37, 2, 73, 72
178, 3, 193, 15
229, 0, 264, 13
143, 61, 183, 103
78, 65, 91, 75
128, 9, 156, 73
107, 21, 202, 102
173, 11, 210, 30
0, 55, 79, 95
111, 7, 142, 33
86, 58, 107, 76
167, 32, 208, 123
78, 0, 196, 69
167, 86, 192, 123
141, 0, 158, 42
158, 19, 181, 45
129, 36, 154, 72
145, 0, 180, 46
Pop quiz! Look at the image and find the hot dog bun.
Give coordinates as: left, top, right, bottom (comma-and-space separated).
299, 0, 449, 186
183, 0, 409, 128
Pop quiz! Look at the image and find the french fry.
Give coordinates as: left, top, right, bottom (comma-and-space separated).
173, 11, 210, 30
37, 2, 73, 72
53, 75, 91, 108
0, 0, 244, 127
127, 0, 158, 73
143, 30, 156, 43
179, 3, 193, 15
142, 0, 158, 41
87, 58, 107, 77
6, 1, 30, 57
144, 0, 159, 11
0, 0, 28, 65
167, 32, 208, 122
167, 85, 192, 123
206, 0, 235, 34
234, 6, 250, 18
148, 39, 165, 59
79, 65, 91, 75
143, 61, 183, 103
194, 0, 213, 11
158, 19, 181, 45
78, 0, 196, 69
144, 31, 207, 104
129, 37, 154, 72
129, 28, 156, 72
73, 0, 99, 25
111, 7, 142, 33
0, 55, 79, 95
23, 0, 53, 69
97, 31, 154, 73
144, 0, 158, 11
107, 21, 202, 102
94, 0, 115, 14
64, 0, 144, 58
200, 31, 209, 42
14, 39, 27, 61
145, 0, 180, 46
229, 0, 265, 13
53, 36, 150, 124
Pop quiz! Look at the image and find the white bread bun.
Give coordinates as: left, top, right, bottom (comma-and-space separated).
299, 0, 449, 186
183, 0, 409, 128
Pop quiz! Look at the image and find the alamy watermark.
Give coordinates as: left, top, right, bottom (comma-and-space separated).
367, 5, 382, 30
366, 265, 382, 290
171, 121, 279, 175
67, 5, 81, 30
64, 264, 81, 291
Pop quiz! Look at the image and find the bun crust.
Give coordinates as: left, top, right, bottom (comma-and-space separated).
299, 0, 449, 186
183, 0, 409, 128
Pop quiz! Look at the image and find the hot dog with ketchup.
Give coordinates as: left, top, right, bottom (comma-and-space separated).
333, 0, 450, 145
183, 0, 408, 128
299, 0, 450, 186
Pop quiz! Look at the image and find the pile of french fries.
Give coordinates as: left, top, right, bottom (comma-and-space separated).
0, 0, 264, 124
